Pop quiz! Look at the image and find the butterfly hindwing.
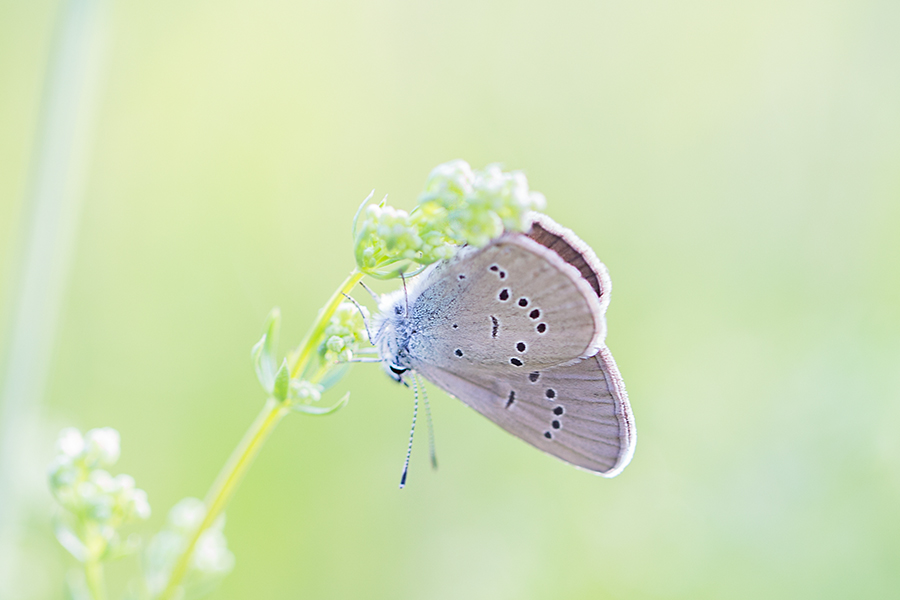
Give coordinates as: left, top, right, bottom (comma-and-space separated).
415, 347, 634, 476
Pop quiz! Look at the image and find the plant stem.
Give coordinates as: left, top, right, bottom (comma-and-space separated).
85, 557, 106, 600
290, 269, 364, 379
158, 398, 287, 600
158, 268, 364, 599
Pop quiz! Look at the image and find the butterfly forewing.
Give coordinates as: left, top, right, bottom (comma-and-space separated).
407, 234, 605, 371
415, 347, 634, 476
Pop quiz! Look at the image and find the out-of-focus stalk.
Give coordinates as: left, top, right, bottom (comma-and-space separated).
0, 0, 108, 593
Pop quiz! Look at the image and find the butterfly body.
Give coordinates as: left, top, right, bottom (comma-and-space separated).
374, 213, 635, 477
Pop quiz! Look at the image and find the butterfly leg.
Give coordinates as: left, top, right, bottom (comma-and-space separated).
357, 280, 380, 303
416, 373, 438, 471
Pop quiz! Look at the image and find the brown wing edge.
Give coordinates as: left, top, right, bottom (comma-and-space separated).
591, 346, 636, 478
525, 212, 612, 313
525, 213, 634, 475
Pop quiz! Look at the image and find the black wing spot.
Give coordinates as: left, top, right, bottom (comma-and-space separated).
551, 420, 561, 429
458, 273, 466, 280
528, 371, 540, 383
452, 323, 458, 329
516, 341, 527, 352
499, 271, 506, 279
536, 323, 547, 333
489, 264, 499, 272
454, 349, 463, 357
510, 357, 523, 367
517, 297, 529, 307
491, 316, 499, 338
545, 388, 556, 399
544, 431, 552, 439
506, 390, 516, 408
553, 406, 564, 415
529, 309, 540, 319
499, 289, 510, 301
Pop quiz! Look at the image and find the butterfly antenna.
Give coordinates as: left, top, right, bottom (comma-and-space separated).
399, 374, 419, 489
400, 273, 410, 318
415, 373, 437, 470
357, 280, 380, 303
341, 292, 375, 345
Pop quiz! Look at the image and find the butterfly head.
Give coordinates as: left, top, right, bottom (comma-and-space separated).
374, 291, 414, 383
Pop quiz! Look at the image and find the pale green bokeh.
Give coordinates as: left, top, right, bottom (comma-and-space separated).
2, 1, 899, 598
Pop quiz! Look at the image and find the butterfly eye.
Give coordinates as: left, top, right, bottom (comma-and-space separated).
389, 364, 408, 375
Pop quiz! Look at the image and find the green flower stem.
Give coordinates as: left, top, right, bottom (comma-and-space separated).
159, 269, 364, 600
85, 557, 106, 600
84, 524, 108, 600
158, 398, 288, 600
290, 269, 365, 380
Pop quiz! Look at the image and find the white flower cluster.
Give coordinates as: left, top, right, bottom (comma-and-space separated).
47, 427, 150, 562
320, 301, 368, 365
353, 160, 546, 278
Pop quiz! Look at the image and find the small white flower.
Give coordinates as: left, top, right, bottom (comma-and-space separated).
84, 427, 120, 467
169, 497, 206, 532
57, 428, 85, 458
114, 473, 136, 491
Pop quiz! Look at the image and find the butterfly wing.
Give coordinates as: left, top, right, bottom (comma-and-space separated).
403, 214, 634, 475
406, 232, 606, 371
416, 347, 635, 476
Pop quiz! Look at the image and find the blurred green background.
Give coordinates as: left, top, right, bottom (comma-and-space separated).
2, 0, 899, 598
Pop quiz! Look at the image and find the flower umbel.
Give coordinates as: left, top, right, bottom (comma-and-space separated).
353, 160, 546, 278
48, 427, 150, 564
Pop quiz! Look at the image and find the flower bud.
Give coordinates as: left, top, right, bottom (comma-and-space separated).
291, 380, 323, 402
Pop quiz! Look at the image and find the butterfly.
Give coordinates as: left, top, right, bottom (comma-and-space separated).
373, 213, 635, 477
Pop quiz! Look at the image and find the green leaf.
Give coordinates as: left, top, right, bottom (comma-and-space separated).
251, 307, 281, 393
351, 189, 375, 240
318, 362, 350, 391
53, 519, 88, 562
290, 391, 350, 416
272, 359, 290, 402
